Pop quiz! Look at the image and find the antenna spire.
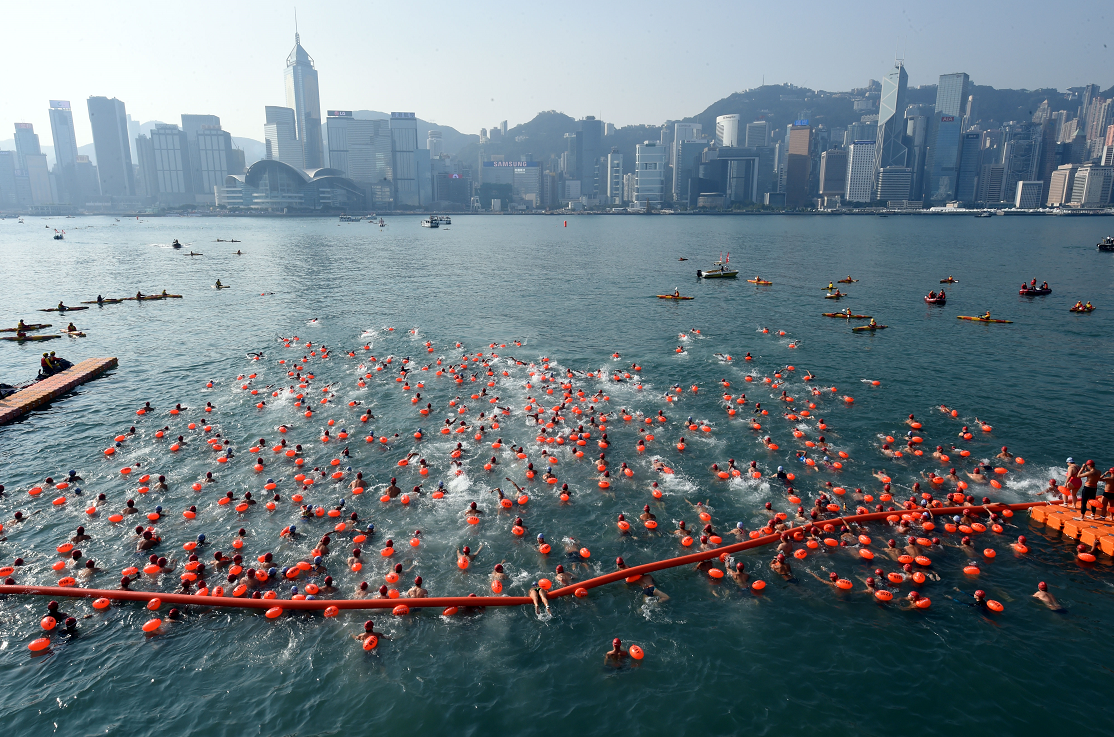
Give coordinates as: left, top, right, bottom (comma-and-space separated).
295, 7, 299, 44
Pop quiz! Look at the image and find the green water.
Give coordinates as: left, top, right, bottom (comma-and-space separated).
1, 214, 1112, 736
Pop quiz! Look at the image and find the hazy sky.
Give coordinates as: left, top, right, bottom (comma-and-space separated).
4, 0, 1111, 147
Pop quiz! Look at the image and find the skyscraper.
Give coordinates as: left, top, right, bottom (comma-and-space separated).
606, 150, 624, 204
579, 116, 602, 197
87, 96, 135, 197
285, 32, 324, 169
634, 142, 666, 208
818, 149, 848, 201
874, 61, 909, 174
181, 114, 220, 195
784, 124, 812, 208
391, 112, 419, 206
716, 115, 740, 147
427, 131, 443, 157
13, 123, 41, 172
326, 111, 394, 205
924, 73, 970, 202
264, 106, 301, 168
955, 132, 982, 202
48, 101, 82, 204
745, 120, 769, 148
845, 141, 876, 202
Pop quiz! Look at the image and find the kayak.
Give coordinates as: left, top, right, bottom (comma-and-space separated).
81, 299, 125, 304
1, 334, 62, 342
656, 295, 694, 300
60, 330, 87, 337
852, 325, 887, 332
1019, 288, 1051, 296
822, 313, 871, 319
0, 323, 51, 333
214, 285, 231, 290
940, 278, 959, 284
39, 306, 89, 312
957, 316, 1013, 323
1070, 306, 1095, 313
747, 280, 773, 285
924, 296, 946, 305
824, 293, 847, 299
837, 279, 858, 283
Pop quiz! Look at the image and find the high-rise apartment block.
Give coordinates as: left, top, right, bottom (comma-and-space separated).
716, 115, 740, 147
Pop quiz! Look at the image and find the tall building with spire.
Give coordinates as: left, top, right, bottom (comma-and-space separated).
285, 31, 324, 170
875, 60, 909, 172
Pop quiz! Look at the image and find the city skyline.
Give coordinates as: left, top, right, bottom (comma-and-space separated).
3, 1, 1112, 150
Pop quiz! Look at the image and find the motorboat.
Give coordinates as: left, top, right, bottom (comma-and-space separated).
697, 254, 737, 279
1098, 236, 1114, 252
421, 218, 439, 228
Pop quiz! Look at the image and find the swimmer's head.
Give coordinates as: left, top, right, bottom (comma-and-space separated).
494, 564, 504, 573
555, 565, 564, 573
974, 590, 985, 599
829, 572, 838, 581
364, 620, 375, 633
1038, 581, 1047, 591
378, 585, 388, 595
737, 522, 744, 529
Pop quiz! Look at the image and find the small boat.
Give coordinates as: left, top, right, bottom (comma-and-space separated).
822, 313, 871, 319
940, 278, 959, 284
0, 323, 51, 333
421, 218, 439, 228
824, 293, 847, 300
657, 295, 694, 300
975, 211, 993, 218
924, 295, 946, 305
432, 215, 451, 225
53, 230, 64, 240
378, 218, 386, 227
837, 278, 858, 284
852, 324, 888, 332
1070, 305, 1095, 313
339, 215, 363, 222
171, 239, 183, 249
1019, 287, 1051, 296
747, 279, 773, 285
695, 257, 739, 280
80, 298, 125, 304
957, 316, 1012, 323
39, 306, 89, 313
1096, 236, 1113, 252
1, 334, 62, 342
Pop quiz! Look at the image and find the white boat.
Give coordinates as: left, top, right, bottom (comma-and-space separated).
421, 218, 439, 228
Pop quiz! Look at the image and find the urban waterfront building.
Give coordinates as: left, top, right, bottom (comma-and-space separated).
924, 73, 970, 202
87, 96, 135, 197
716, 115, 740, 147
1070, 164, 1113, 207
876, 167, 913, 202
480, 160, 543, 205
634, 141, 666, 208
745, 120, 769, 148
818, 149, 848, 201
325, 111, 394, 206
194, 126, 234, 200
955, 132, 982, 202
427, 131, 443, 157
579, 116, 603, 197
285, 33, 324, 169
148, 124, 194, 204
606, 150, 623, 204
265, 106, 301, 168
784, 124, 812, 208
845, 141, 876, 202
1014, 180, 1043, 208
390, 112, 419, 206
875, 60, 909, 177
673, 137, 708, 204
221, 159, 364, 210
1047, 164, 1077, 206
48, 100, 82, 204
13, 123, 41, 172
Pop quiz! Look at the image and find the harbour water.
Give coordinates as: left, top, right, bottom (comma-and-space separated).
1, 214, 1112, 736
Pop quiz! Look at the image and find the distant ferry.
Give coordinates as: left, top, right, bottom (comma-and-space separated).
339, 215, 362, 222
432, 215, 451, 225
975, 211, 993, 218
421, 218, 439, 228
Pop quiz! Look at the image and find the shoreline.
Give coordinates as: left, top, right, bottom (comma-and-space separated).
3, 209, 1113, 218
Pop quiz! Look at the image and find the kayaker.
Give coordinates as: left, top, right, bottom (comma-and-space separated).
672, 287, 680, 298
57, 301, 67, 311
981, 311, 991, 320
928, 290, 937, 299
96, 295, 104, 304
215, 279, 223, 288
828, 282, 834, 290
16, 319, 27, 330
1074, 301, 1084, 310
939, 290, 946, 299
66, 322, 77, 333
1085, 301, 1093, 310
869, 317, 877, 327
136, 290, 143, 299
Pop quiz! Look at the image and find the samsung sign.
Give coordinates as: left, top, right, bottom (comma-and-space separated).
484, 161, 539, 167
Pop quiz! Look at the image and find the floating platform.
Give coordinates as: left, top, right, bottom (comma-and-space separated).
1030, 504, 1114, 555
0, 357, 117, 426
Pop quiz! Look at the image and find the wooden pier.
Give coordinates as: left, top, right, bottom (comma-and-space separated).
0, 357, 118, 425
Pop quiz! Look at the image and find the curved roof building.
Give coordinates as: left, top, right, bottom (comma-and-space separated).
222, 159, 366, 210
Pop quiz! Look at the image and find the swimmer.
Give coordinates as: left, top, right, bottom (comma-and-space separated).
554, 564, 574, 586
1033, 581, 1064, 611
353, 620, 385, 646
770, 553, 794, 581
386, 477, 401, 498
1064, 458, 1081, 506
729, 561, 750, 587
407, 576, 428, 598
71, 526, 92, 543
458, 544, 483, 564
528, 581, 550, 614
605, 638, 628, 664
1098, 467, 1114, 520
995, 446, 1014, 460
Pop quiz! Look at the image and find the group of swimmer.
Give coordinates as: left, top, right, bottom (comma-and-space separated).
1, 328, 1098, 658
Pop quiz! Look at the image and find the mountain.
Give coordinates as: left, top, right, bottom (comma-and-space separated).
232, 137, 266, 167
